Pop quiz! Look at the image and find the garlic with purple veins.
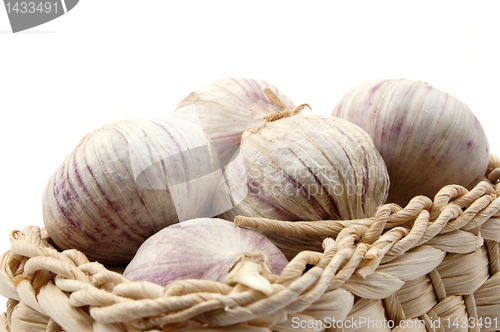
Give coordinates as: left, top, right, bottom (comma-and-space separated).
331, 78, 490, 206
172, 77, 298, 167
214, 88, 389, 227
123, 218, 288, 295
42, 118, 221, 265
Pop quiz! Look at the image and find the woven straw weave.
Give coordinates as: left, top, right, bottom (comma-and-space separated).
1, 155, 500, 332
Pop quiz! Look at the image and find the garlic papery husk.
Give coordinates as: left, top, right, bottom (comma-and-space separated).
123, 218, 288, 295
331, 78, 490, 207
172, 77, 297, 167
213, 111, 390, 224
42, 118, 221, 265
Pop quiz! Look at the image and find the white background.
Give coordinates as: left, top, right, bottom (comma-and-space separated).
1, 1, 499, 314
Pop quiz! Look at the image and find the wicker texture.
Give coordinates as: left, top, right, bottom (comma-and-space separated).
1, 156, 500, 332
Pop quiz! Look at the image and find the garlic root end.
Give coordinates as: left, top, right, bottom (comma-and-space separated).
224, 253, 274, 296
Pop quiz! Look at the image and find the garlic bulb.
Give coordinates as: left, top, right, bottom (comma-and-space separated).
172, 77, 297, 167
213, 95, 390, 223
42, 118, 221, 265
123, 218, 288, 295
332, 78, 490, 206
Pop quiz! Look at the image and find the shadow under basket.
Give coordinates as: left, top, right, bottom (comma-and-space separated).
2, 155, 500, 332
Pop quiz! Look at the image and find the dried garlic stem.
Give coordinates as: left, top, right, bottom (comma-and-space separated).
263, 88, 310, 122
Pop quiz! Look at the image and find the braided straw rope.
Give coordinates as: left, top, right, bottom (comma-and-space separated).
1, 155, 500, 332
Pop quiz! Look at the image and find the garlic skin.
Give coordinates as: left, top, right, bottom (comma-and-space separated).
42, 118, 221, 265
172, 77, 297, 167
214, 113, 390, 223
332, 79, 490, 206
123, 218, 288, 295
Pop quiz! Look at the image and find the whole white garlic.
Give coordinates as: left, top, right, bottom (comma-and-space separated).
214, 92, 389, 223
172, 77, 298, 167
123, 218, 288, 295
332, 78, 490, 207
42, 118, 221, 265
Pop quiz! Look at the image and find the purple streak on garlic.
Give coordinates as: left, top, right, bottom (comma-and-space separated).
43, 118, 221, 265
332, 78, 490, 206
172, 77, 297, 167
123, 218, 288, 295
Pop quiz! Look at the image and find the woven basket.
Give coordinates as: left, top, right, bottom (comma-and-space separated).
1, 156, 500, 332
